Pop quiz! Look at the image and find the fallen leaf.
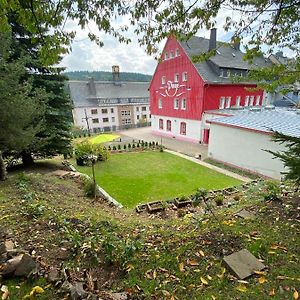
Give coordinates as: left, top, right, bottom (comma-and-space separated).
254, 270, 266, 275
153, 270, 157, 279
277, 275, 294, 280
211, 296, 216, 300
200, 277, 209, 285
217, 267, 226, 279
268, 251, 276, 255
258, 276, 267, 284
196, 250, 205, 257
170, 295, 175, 300
269, 288, 276, 296
236, 284, 247, 292
294, 290, 299, 300
207, 275, 212, 280
270, 244, 279, 250
1, 285, 9, 300
237, 280, 249, 284
179, 262, 184, 272
126, 263, 134, 273
187, 259, 199, 266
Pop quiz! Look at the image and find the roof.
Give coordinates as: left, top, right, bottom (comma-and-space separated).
208, 108, 300, 137
68, 80, 149, 107
178, 36, 270, 83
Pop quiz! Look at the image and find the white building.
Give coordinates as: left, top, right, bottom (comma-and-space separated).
207, 107, 300, 179
68, 66, 151, 132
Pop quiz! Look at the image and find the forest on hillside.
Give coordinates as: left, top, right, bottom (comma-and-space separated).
64, 70, 152, 82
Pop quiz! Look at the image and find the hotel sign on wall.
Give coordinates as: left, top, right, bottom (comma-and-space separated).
158, 81, 189, 98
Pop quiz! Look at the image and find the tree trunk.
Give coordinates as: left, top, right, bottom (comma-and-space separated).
0, 151, 7, 181
21, 151, 34, 166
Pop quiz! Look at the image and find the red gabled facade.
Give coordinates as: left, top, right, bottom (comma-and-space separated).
150, 35, 264, 143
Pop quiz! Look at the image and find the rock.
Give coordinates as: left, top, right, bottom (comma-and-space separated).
4, 241, 14, 252
112, 292, 128, 300
223, 249, 265, 279
2, 254, 37, 277
235, 209, 256, 220
48, 268, 60, 283
70, 282, 88, 300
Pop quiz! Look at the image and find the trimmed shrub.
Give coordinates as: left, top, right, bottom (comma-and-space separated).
113, 146, 117, 151
118, 144, 121, 150
214, 194, 224, 206
123, 144, 127, 150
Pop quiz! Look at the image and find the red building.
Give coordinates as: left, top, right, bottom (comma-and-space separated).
149, 29, 268, 143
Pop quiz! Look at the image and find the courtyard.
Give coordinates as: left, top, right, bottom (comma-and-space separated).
75, 151, 241, 208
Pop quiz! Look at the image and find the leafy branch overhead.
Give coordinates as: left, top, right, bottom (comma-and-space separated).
0, 1, 298, 66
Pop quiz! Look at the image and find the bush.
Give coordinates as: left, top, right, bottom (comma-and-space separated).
137, 143, 140, 148
108, 146, 111, 151
128, 143, 131, 149
113, 146, 117, 151
83, 177, 96, 198
214, 194, 224, 206
262, 180, 281, 201
123, 144, 127, 150
118, 144, 121, 150
132, 144, 136, 149
93, 144, 110, 161
144, 141, 148, 147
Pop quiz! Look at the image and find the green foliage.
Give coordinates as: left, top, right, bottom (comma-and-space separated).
261, 180, 281, 201
267, 131, 300, 186
214, 194, 224, 206
83, 177, 96, 198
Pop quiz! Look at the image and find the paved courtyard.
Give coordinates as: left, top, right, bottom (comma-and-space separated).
118, 127, 208, 159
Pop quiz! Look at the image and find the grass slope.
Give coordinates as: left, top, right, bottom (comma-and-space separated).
0, 167, 299, 300
73, 133, 120, 145
75, 151, 241, 207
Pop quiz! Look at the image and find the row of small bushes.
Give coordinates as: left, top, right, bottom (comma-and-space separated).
108, 141, 161, 152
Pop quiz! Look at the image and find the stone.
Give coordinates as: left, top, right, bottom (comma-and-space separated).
48, 268, 60, 283
112, 292, 128, 300
49, 170, 70, 178
70, 282, 88, 300
223, 249, 265, 279
235, 209, 256, 220
4, 240, 15, 252
2, 254, 37, 277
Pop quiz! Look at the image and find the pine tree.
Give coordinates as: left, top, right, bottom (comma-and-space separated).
0, 32, 45, 179
267, 132, 300, 186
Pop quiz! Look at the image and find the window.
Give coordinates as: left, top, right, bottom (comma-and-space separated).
137, 115, 140, 120
180, 122, 186, 135
164, 52, 168, 60
92, 118, 99, 123
169, 51, 174, 58
91, 109, 98, 114
249, 96, 254, 106
142, 106, 147, 111
121, 110, 131, 116
245, 96, 249, 106
219, 96, 225, 109
102, 118, 109, 123
102, 109, 108, 114
162, 76, 166, 85
236, 96, 241, 107
182, 72, 188, 82
159, 119, 163, 130
166, 120, 171, 131
136, 107, 139, 112
121, 118, 131, 125
174, 73, 179, 82
158, 98, 163, 109
181, 98, 186, 110
143, 114, 147, 119
175, 49, 179, 57
111, 108, 114, 113
111, 117, 115, 122
174, 98, 179, 109
255, 95, 261, 106
225, 96, 231, 108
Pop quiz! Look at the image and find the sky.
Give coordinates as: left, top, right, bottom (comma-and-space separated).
59, 9, 237, 75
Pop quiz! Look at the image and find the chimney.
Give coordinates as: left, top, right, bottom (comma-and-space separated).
87, 77, 96, 95
233, 36, 241, 51
112, 65, 120, 83
209, 28, 217, 51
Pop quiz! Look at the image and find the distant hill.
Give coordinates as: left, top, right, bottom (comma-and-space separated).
64, 70, 152, 82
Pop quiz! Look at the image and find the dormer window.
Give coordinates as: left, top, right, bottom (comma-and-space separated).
162, 76, 166, 85
164, 52, 168, 60
175, 49, 180, 57
174, 73, 179, 82
170, 51, 174, 58
182, 72, 188, 82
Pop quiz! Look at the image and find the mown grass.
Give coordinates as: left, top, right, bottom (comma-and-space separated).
74, 151, 241, 207
73, 133, 120, 145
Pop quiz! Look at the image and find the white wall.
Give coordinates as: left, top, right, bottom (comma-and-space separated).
208, 124, 288, 179
151, 115, 202, 142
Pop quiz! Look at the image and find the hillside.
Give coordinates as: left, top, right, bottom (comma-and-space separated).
64, 70, 152, 82
0, 160, 299, 299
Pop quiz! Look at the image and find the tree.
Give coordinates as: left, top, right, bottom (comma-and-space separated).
7, 15, 73, 165
267, 131, 300, 187
0, 1, 298, 91
0, 32, 45, 179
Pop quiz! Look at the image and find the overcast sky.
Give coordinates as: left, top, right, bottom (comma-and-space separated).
59, 10, 237, 75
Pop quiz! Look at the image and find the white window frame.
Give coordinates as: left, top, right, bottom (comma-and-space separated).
219, 96, 225, 109
182, 72, 188, 82
236, 96, 241, 107
249, 96, 254, 106
174, 98, 179, 109
164, 52, 168, 60
162, 76, 166, 85
245, 96, 249, 106
181, 98, 186, 110
255, 95, 261, 106
121, 110, 131, 116
174, 73, 179, 83
158, 98, 163, 109
169, 51, 174, 58
225, 96, 231, 108
175, 49, 179, 57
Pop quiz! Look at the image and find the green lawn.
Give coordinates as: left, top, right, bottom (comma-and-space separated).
75, 151, 241, 208
73, 133, 119, 145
